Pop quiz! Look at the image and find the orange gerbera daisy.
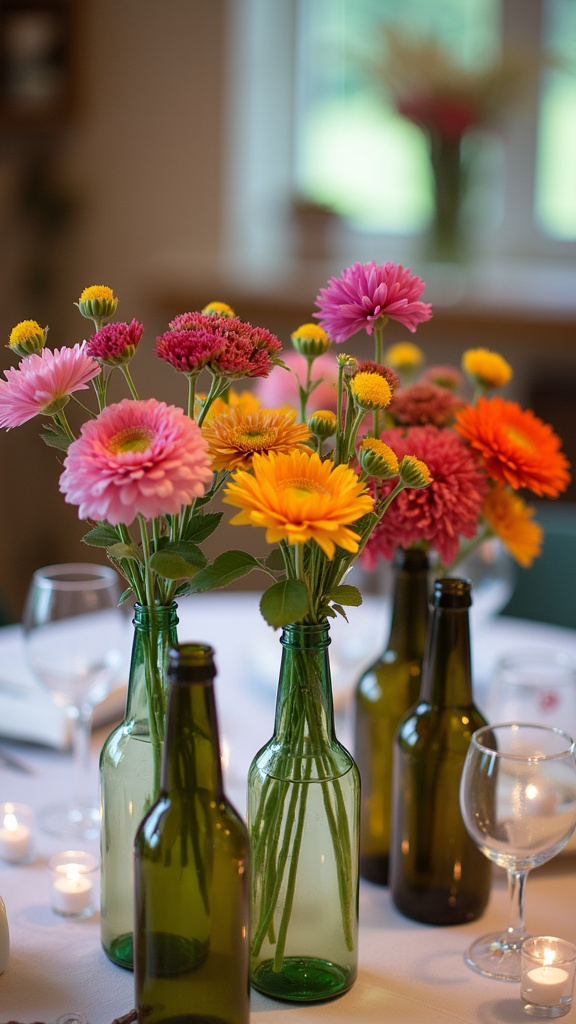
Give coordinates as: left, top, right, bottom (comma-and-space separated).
455, 396, 570, 498
223, 449, 374, 558
483, 485, 543, 568
203, 407, 311, 470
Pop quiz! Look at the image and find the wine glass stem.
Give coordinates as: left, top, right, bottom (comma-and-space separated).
505, 868, 529, 946
71, 702, 94, 809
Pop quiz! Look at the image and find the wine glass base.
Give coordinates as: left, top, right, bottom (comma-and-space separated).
464, 931, 525, 982
38, 801, 100, 841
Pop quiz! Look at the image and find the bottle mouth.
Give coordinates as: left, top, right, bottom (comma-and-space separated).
432, 577, 472, 608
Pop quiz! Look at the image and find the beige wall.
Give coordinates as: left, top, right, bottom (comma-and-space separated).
0, 0, 228, 618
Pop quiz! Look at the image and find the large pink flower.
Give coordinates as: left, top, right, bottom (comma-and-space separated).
0, 344, 101, 428
314, 261, 432, 343
362, 425, 487, 567
60, 398, 212, 525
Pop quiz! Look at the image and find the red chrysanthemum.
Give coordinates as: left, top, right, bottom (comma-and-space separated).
210, 318, 283, 379
390, 382, 465, 427
85, 319, 144, 365
155, 328, 226, 374
362, 425, 488, 567
314, 260, 432, 343
455, 396, 571, 498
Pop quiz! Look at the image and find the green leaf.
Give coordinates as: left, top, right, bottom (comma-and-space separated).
260, 579, 309, 629
328, 584, 363, 608
149, 550, 203, 580
40, 429, 71, 452
265, 546, 286, 571
156, 541, 207, 569
108, 542, 142, 561
183, 512, 223, 544
185, 550, 263, 594
82, 525, 120, 549
331, 603, 348, 621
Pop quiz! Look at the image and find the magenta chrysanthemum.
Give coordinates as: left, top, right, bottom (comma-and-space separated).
59, 398, 212, 525
0, 344, 101, 428
156, 313, 282, 379
389, 382, 465, 427
85, 319, 144, 365
362, 425, 488, 567
314, 260, 433, 343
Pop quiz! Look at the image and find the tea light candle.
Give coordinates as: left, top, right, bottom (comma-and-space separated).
0, 803, 32, 864
521, 936, 576, 1018
48, 851, 98, 918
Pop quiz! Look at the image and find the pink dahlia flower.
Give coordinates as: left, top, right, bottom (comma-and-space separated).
255, 351, 338, 413
155, 328, 226, 374
0, 344, 101, 428
362, 425, 487, 567
85, 319, 144, 365
211, 318, 283, 379
59, 398, 212, 525
314, 260, 432, 343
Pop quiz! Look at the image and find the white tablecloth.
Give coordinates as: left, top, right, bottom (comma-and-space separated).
1, 593, 576, 1024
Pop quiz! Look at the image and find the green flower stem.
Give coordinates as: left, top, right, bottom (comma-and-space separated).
249, 643, 356, 969
187, 373, 198, 420
52, 409, 76, 442
120, 364, 140, 400
196, 374, 230, 427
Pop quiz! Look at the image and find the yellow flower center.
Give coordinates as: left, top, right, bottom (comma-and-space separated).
506, 426, 535, 452
9, 320, 43, 346
79, 285, 115, 302
108, 427, 154, 454
236, 427, 277, 449
278, 476, 330, 498
351, 372, 392, 410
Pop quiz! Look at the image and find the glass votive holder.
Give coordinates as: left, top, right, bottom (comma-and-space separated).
521, 936, 576, 1018
0, 802, 34, 864
48, 850, 98, 918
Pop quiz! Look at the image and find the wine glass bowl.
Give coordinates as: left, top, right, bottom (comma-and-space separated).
459, 723, 576, 982
23, 562, 127, 840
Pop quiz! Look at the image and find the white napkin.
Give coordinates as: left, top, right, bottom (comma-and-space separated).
0, 623, 127, 748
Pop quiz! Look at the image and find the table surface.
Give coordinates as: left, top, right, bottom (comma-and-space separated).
1, 592, 576, 1024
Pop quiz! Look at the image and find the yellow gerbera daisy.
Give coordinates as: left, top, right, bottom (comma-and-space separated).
223, 449, 374, 558
483, 485, 543, 568
462, 348, 513, 389
195, 388, 261, 423
203, 407, 311, 470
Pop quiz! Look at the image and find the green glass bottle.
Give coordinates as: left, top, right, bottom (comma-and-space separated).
100, 602, 178, 970
248, 622, 359, 1003
390, 577, 492, 925
134, 643, 250, 1024
354, 547, 429, 884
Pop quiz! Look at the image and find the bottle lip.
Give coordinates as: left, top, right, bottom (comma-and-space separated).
393, 547, 429, 570
167, 642, 216, 681
432, 577, 472, 608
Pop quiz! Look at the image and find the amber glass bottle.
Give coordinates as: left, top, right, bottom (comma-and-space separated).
354, 548, 429, 884
390, 578, 491, 925
134, 643, 250, 1024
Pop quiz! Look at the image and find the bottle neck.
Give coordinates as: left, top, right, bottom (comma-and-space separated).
274, 622, 335, 748
387, 549, 430, 657
125, 603, 179, 721
420, 598, 473, 708
161, 674, 223, 797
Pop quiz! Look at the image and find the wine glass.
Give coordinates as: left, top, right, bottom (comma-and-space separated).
487, 649, 576, 740
23, 562, 127, 840
459, 722, 576, 982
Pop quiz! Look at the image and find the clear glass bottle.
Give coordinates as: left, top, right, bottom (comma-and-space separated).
134, 643, 250, 1024
100, 603, 178, 970
248, 621, 360, 1002
354, 548, 429, 884
390, 577, 492, 925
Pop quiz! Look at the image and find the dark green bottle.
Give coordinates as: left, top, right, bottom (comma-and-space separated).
390, 578, 491, 925
134, 643, 250, 1024
354, 548, 429, 884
